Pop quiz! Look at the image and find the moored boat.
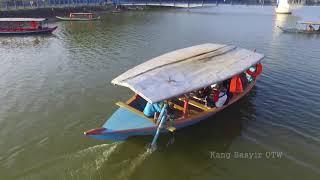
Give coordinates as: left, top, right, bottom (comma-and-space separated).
56, 13, 101, 21
0, 18, 57, 35
84, 43, 264, 143
278, 21, 320, 34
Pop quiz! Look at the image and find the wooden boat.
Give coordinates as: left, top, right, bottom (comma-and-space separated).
84, 43, 264, 144
278, 21, 320, 34
0, 18, 57, 35
56, 13, 101, 21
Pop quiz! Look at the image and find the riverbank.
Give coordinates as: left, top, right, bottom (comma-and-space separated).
0, 4, 158, 21
0, 5, 112, 21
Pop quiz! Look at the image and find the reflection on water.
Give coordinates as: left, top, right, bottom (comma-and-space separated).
0, 36, 52, 49
275, 14, 291, 28
0, 5, 320, 180
66, 21, 97, 32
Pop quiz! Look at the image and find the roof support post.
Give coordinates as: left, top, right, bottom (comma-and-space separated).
183, 97, 189, 118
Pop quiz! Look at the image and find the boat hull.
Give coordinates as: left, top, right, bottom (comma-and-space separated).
56, 16, 101, 21
85, 112, 217, 141
85, 78, 259, 141
0, 26, 57, 35
277, 26, 320, 34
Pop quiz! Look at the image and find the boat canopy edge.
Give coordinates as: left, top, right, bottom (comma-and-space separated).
112, 43, 264, 103
298, 21, 320, 25
0, 18, 47, 22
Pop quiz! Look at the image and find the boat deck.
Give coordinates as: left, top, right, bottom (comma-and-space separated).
122, 79, 256, 127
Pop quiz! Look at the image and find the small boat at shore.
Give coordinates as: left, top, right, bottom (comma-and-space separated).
278, 21, 320, 34
56, 13, 101, 21
84, 43, 264, 146
0, 18, 57, 35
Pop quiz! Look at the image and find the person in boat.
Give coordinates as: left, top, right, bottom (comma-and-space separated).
143, 101, 164, 120
166, 102, 176, 126
240, 72, 249, 89
203, 83, 228, 108
308, 24, 315, 32
223, 78, 232, 103
204, 84, 219, 107
195, 86, 211, 99
245, 66, 256, 83
213, 85, 228, 108
245, 63, 263, 83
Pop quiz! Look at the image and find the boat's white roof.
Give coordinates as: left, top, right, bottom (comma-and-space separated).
298, 21, 320, 25
0, 18, 47, 22
112, 43, 264, 103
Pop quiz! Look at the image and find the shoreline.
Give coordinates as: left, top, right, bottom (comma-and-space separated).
0, 5, 112, 21
2, 4, 320, 21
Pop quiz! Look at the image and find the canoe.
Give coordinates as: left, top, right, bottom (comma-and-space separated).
56, 16, 101, 21
84, 43, 264, 141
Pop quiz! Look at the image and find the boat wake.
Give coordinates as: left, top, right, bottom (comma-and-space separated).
65, 142, 122, 178
116, 149, 153, 180
13, 142, 122, 179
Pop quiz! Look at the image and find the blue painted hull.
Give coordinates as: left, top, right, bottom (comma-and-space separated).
86, 106, 217, 141
85, 80, 258, 141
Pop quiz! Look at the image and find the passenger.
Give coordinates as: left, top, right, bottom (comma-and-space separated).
196, 86, 211, 99
204, 84, 218, 107
308, 24, 315, 31
245, 66, 256, 83
222, 80, 230, 92
214, 86, 228, 108
239, 73, 249, 89
205, 93, 214, 107
246, 63, 263, 79
167, 102, 175, 126
143, 101, 163, 119
223, 78, 232, 102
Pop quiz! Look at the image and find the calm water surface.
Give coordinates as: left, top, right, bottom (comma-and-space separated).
1, 5, 320, 180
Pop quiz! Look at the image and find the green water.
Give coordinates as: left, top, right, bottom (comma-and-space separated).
1, 5, 320, 180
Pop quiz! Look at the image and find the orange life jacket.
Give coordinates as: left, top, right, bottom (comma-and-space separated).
229, 75, 243, 94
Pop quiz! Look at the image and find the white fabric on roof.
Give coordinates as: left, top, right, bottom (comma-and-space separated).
0, 18, 46, 22
112, 43, 264, 103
